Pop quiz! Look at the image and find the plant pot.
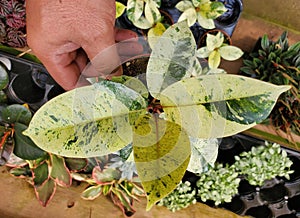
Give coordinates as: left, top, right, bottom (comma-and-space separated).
244, 205, 273, 218
220, 195, 245, 215
259, 183, 288, 204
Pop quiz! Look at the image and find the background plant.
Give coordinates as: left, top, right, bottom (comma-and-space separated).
196, 163, 240, 205
157, 181, 196, 212
196, 31, 243, 69
175, 0, 227, 29
241, 32, 300, 137
233, 142, 294, 186
0, 0, 26, 47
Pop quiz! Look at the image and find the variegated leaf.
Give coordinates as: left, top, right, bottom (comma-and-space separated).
145, 0, 161, 25
23, 81, 147, 158
146, 21, 197, 98
147, 22, 166, 49
175, 0, 194, 12
127, 0, 144, 22
159, 74, 291, 139
35, 179, 56, 207
219, 46, 244, 61
208, 50, 221, 69
81, 185, 103, 200
197, 12, 215, 29
133, 114, 191, 210
177, 8, 197, 27
207, 32, 224, 51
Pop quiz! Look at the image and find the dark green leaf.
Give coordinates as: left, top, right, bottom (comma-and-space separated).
64, 157, 87, 172
0, 90, 7, 103
2, 104, 32, 125
13, 122, 46, 160
32, 162, 49, 186
0, 64, 9, 90
261, 34, 270, 51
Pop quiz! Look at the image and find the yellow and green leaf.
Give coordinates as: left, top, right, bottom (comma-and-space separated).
133, 115, 191, 210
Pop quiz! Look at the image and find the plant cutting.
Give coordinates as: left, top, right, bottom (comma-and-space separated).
22, 21, 290, 213
241, 32, 300, 141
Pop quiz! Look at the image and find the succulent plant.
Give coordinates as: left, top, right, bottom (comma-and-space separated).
196, 163, 240, 205
233, 142, 294, 186
241, 32, 300, 137
158, 181, 197, 212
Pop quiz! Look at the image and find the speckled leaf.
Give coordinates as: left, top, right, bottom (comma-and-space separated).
133, 115, 191, 210
175, 0, 194, 12
148, 22, 166, 49
145, 0, 161, 24
23, 81, 147, 158
146, 21, 197, 98
187, 137, 219, 174
50, 154, 72, 187
111, 75, 149, 99
127, 0, 144, 22
35, 178, 56, 207
127, 0, 152, 29
159, 74, 290, 138
177, 8, 197, 27
219, 46, 244, 61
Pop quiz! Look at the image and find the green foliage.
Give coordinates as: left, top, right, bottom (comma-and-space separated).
176, 0, 227, 29
197, 32, 243, 69
196, 163, 240, 205
157, 181, 196, 212
234, 142, 294, 186
241, 31, 300, 136
0, 64, 9, 90
23, 21, 290, 211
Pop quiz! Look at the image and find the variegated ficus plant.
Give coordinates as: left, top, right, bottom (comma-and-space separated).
23, 21, 290, 212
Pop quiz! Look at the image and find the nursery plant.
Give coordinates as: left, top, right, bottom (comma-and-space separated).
22, 21, 291, 212
175, 0, 227, 29
196, 31, 243, 69
234, 142, 294, 186
241, 32, 300, 139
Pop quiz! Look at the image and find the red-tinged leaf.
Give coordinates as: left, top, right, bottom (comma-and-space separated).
64, 157, 88, 172
111, 188, 136, 217
50, 154, 72, 187
81, 185, 102, 200
34, 179, 56, 207
32, 161, 49, 186
92, 166, 121, 184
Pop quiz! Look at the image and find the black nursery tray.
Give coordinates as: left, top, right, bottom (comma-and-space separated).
216, 134, 300, 218
0, 51, 64, 111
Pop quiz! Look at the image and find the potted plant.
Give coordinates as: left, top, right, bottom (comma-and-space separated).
240, 32, 300, 150
18, 21, 290, 215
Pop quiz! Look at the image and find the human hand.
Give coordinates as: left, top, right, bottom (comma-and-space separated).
26, 0, 143, 90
